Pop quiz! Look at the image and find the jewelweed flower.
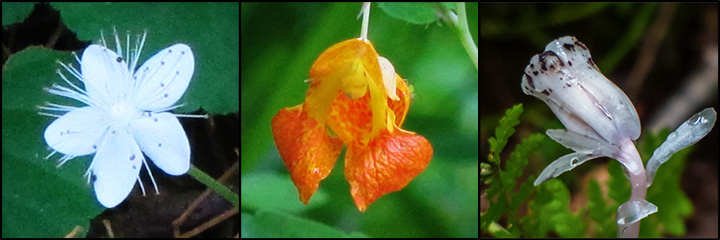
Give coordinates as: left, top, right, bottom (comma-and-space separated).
523, 36, 716, 237
272, 38, 433, 212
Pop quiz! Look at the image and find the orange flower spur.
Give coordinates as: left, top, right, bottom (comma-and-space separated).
271, 38, 433, 212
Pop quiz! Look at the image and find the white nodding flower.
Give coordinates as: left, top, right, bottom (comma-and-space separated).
522, 36, 643, 183
522, 36, 640, 144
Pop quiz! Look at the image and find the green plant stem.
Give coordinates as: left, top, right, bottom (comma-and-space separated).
490, 156, 528, 236
502, 181, 527, 236
434, 2, 478, 70
188, 164, 239, 208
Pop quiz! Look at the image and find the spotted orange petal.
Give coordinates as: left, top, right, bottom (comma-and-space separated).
387, 75, 411, 126
344, 128, 433, 212
271, 104, 343, 204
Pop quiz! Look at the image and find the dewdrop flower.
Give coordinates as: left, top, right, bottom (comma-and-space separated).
40, 29, 195, 208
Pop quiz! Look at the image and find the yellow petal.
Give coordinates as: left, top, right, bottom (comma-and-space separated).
308, 39, 389, 145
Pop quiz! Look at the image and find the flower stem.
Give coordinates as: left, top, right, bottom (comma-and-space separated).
434, 2, 478, 70
188, 164, 239, 208
619, 138, 647, 238
359, 2, 370, 40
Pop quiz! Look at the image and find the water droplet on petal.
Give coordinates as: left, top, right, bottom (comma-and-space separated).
571, 157, 579, 166
691, 115, 708, 125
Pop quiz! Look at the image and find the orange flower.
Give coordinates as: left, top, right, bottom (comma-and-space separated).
271, 38, 433, 212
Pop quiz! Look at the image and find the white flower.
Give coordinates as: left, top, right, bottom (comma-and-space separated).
521, 36, 643, 182
40, 29, 195, 208
523, 36, 716, 237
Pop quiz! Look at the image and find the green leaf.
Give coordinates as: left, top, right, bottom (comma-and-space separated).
2, 47, 103, 238
607, 159, 629, 206
482, 104, 530, 236
481, 162, 494, 184
504, 133, 543, 185
488, 104, 523, 163
531, 179, 586, 237
241, 173, 329, 213
482, 104, 549, 237
587, 180, 607, 221
506, 223, 522, 237
243, 209, 367, 238
51, 2, 239, 114
486, 221, 511, 237
511, 176, 535, 210
377, 2, 455, 25
480, 196, 506, 231
587, 179, 615, 237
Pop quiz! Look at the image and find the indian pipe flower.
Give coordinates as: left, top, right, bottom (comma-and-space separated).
271, 38, 433, 212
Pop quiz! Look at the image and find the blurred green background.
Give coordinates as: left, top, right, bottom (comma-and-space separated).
241, 2, 478, 238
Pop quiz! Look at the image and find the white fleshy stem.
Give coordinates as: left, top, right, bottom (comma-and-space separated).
616, 137, 656, 238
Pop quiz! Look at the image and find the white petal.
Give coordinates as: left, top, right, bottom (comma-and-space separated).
646, 108, 716, 186
44, 107, 107, 156
534, 152, 602, 186
616, 199, 657, 236
542, 98, 604, 141
378, 56, 399, 101
544, 129, 643, 175
129, 112, 190, 175
92, 124, 143, 208
81, 44, 132, 106
546, 129, 618, 153
132, 44, 194, 111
